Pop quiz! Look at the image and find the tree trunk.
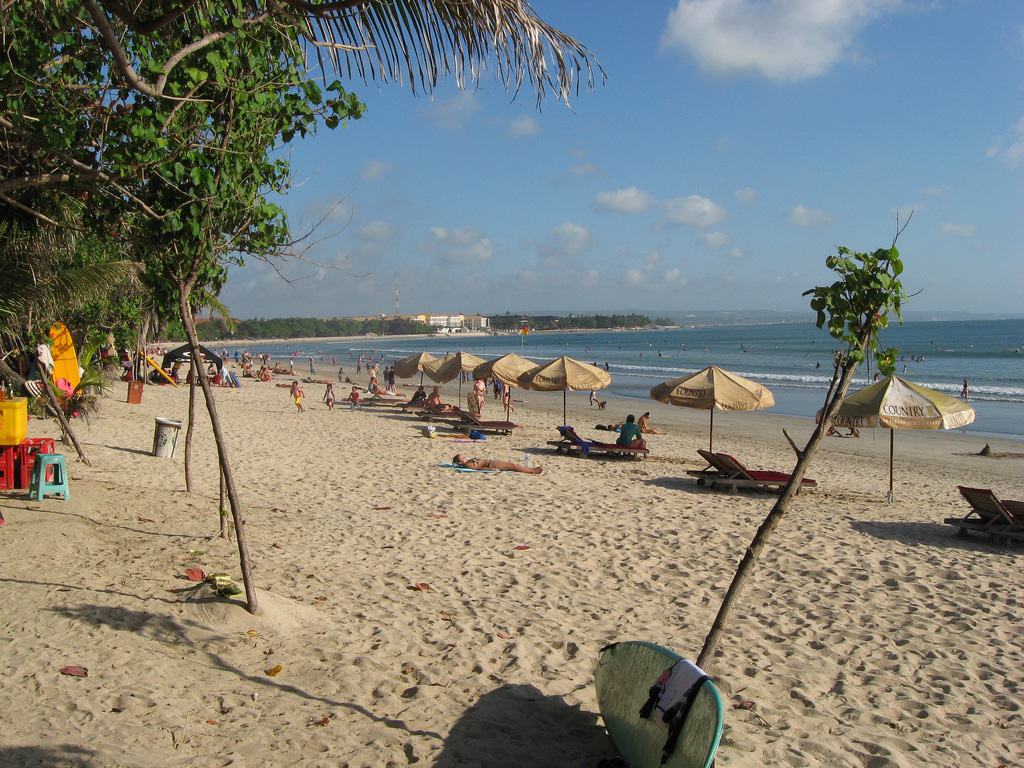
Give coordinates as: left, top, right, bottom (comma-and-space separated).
177, 287, 258, 614
37, 356, 91, 466
696, 359, 861, 670
219, 466, 228, 539
184, 356, 197, 492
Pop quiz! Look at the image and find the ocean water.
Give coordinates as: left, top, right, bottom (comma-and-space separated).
231, 318, 1024, 439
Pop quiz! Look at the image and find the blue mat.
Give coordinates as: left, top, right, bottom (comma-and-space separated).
438, 463, 496, 473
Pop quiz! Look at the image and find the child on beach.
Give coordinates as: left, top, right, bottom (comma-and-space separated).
348, 385, 362, 410
290, 381, 305, 413
323, 383, 335, 410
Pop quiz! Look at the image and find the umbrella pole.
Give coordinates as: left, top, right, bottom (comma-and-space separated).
886, 428, 895, 503
563, 389, 567, 426
709, 409, 714, 452
419, 371, 424, 387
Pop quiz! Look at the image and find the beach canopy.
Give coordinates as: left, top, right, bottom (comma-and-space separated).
425, 352, 487, 384
393, 351, 439, 381
161, 344, 223, 372
820, 375, 975, 501
517, 356, 612, 425
650, 365, 774, 450
473, 353, 537, 386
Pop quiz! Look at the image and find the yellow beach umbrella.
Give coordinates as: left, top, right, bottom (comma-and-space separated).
650, 365, 775, 451
518, 356, 612, 425
473, 353, 536, 420
393, 351, 439, 386
822, 375, 975, 501
425, 352, 487, 398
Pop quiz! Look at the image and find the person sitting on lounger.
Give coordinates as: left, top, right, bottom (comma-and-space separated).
452, 454, 542, 474
407, 385, 427, 407
616, 414, 647, 449
427, 386, 458, 413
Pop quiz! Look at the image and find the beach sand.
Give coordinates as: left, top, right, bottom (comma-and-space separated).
1, 373, 1021, 767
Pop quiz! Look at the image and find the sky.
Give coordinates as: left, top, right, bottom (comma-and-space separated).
220, 0, 1024, 320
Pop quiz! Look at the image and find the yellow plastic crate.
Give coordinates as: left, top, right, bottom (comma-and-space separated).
0, 397, 28, 446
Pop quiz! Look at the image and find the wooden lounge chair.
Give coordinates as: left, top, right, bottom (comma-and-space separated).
944, 486, 1024, 542
450, 410, 518, 435
547, 426, 649, 459
702, 452, 817, 494
686, 448, 739, 485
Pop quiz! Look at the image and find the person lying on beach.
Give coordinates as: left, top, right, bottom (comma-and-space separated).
452, 454, 542, 474
637, 412, 662, 435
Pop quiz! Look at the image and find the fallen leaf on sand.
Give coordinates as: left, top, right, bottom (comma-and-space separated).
310, 715, 332, 727
137, 516, 155, 523
495, 631, 511, 640
408, 582, 431, 592
314, 595, 328, 602
513, 545, 530, 551
437, 610, 455, 622
206, 719, 219, 726
60, 666, 88, 677
732, 700, 756, 710
185, 568, 205, 582
373, 505, 392, 511
271, 543, 283, 550
245, 630, 260, 638
265, 664, 284, 677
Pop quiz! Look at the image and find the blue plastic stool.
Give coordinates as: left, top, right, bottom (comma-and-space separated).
31, 453, 70, 501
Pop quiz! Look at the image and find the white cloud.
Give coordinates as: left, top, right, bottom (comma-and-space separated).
357, 220, 395, 242
420, 226, 493, 263
539, 222, 592, 264
734, 186, 757, 203
940, 223, 975, 237
788, 204, 832, 227
701, 231, 730, 248
664, 194, 727, 228
595, 186, 654, 214
663, 267, 687, 285
921, 185, 947, 197
423, 92, 479, 130
360, 160, 392, 181
625, 269, 645, 285
986, 116, 1024, 166
729, 247, 744, 258
571, 162, 600, 177
508, 115, 541, 138
662, 0, 901, 82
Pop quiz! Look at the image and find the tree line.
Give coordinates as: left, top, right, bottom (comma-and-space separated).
193, 316, 434, 341
489, 313, 654, 332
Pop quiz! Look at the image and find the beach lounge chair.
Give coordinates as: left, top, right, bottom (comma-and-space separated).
700, 452, 817, 494
547, 426, 649, 459
417, 407, 518, 435
685, 448, 740, 484
944, 486, 1024, 541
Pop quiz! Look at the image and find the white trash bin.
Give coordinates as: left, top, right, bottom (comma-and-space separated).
153, 417, 183, 458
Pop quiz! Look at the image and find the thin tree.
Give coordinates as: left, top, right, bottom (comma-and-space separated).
697, 220, 910, 670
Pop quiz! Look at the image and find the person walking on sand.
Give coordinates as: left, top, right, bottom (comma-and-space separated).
961, 378, 969, 399
290, 380, 305, 413
323, 383, 335, 411
471, 378, 487, 416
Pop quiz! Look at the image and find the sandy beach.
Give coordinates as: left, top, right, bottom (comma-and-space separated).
1, 372, 1021, 767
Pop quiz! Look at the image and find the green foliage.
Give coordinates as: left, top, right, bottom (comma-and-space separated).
183, 316, 435, 341
489, 314, 653, 332
803, 244, 906, 376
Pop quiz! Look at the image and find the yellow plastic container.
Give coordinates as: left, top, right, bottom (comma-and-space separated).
0, 397, 28, 446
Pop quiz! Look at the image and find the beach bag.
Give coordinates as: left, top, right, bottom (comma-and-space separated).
468, 429, 487, 440
638, 658, 711, 764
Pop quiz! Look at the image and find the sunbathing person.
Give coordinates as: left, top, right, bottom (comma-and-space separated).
637, 412, 662, 435
427, 386, 458, 413
452, 454, 542, 474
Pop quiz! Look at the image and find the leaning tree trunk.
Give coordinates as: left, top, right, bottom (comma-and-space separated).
183, 356, 197, 492
696, 354, 863, 670
177, 287, 258, 614
36, 354, 91, 466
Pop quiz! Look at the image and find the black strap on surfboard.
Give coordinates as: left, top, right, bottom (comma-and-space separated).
660, 677, 710, 765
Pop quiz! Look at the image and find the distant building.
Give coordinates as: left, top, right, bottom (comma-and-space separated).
465, 314, 489, 330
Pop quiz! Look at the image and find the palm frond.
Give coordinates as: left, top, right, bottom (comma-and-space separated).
297, 0, 603, 107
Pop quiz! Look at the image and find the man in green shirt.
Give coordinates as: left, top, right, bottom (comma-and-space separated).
616, 414, 644, 447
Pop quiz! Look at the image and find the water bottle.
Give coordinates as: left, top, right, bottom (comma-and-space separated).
523, 452, 530, 467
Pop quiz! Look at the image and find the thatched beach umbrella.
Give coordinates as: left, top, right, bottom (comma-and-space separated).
425, 352, 487, 399
518, 356, 612, 426
473, 353, 536, 420
393, 351, 439, 386
821, 375, 975, 502
650, 365, 774, 451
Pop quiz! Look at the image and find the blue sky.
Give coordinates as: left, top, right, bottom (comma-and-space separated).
222, 0, 1024, 319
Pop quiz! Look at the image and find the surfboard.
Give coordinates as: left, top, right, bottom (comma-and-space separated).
143, 353, 178, 387
595, 641, 724, 768
48, 323, 81, 392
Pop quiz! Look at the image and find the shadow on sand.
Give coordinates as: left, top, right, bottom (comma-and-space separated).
433, 683, 615, 768
850, 520, 1022, 553
1, 744, 96, 768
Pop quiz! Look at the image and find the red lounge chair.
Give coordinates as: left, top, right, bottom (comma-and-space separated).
945, 487, 1024, 542
547, 426, 649, 459
686, 448, 739, 484
701, 452, 817, 494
